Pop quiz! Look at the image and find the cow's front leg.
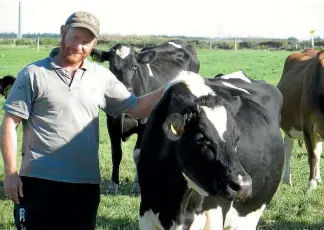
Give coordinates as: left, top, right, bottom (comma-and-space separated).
107, 114, 123, 194
282, 134, 294, 185
303, 126, 321, 189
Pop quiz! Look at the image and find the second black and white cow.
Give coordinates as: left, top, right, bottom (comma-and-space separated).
90, 40, 200, 193
137, 71, 284, 229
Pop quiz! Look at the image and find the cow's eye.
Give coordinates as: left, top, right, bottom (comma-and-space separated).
195, 133, 204, 142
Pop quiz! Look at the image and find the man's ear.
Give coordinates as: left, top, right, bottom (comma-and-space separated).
163, 113, 185, 141
60, 25, 65, 37
136, 50, 156, 64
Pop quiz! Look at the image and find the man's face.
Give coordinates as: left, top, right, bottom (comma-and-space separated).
61, 27, 96, 65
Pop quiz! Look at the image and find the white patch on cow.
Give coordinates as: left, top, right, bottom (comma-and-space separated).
182, 173, 209, 196
189, 213, 207, 230
314, 142, 322, 183
116, 46, 130, 59
146, 63, 154, 77
309, 142, 322, 189
224, 203, 266, 229
139, 210, 164, 230
221, 81, 251, 94
219, 70, 252, 83
168, 41, 182, 48
168, 71, 215, 97
170, 222, 183, 230
201, 105, 227, 141
282, 134, 294, 185
204, 207, 223, 229
237, 174, 252, 187
288, 128, 304, 140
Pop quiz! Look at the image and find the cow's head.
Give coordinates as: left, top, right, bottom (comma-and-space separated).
90, 43, 156, 91
0, 75, 16, 99
163, 94, 252, 200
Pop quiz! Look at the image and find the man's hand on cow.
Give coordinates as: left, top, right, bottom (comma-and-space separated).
4, 171, 23, 204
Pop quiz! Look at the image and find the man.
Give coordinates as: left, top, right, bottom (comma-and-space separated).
0, 11, 177, 230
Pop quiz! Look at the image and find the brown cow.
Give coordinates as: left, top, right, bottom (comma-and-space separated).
277, 48, 324, 189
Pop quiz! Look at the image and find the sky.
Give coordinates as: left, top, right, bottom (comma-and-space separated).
0, 0, 323, 40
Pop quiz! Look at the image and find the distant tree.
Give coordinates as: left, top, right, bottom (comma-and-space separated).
288, 37, 298, 43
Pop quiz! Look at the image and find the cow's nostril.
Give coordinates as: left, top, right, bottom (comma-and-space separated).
236, 182, 252, 198
229, 176, 252, 199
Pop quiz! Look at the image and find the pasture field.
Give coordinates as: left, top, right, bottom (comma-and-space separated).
0, 46, 324, 230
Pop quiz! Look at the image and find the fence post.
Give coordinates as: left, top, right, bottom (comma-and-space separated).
234, 38, 237, 52
36, 37, 40, 51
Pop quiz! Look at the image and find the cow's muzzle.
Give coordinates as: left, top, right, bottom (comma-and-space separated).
227, 175, 252, 199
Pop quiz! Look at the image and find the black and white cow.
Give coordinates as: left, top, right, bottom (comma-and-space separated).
137, 70, 284, 229
0, 75, 16, 99
90, 40, 200, 193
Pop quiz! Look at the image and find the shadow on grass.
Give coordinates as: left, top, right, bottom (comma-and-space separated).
258, 219, 324, 230
100, 180, 140, 197
0, 223, 15, 230
96, 216, 138, 230
0, 180, 8, 201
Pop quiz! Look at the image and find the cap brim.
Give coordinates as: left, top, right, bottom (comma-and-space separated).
67, 22, 99, 38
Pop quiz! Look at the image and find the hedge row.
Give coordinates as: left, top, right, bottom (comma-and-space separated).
0, 37, 321, 51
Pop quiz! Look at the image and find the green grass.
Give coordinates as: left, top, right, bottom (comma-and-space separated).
0, 46, 324, 230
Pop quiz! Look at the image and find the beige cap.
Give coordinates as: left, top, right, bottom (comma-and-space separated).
64, 11, 100, 38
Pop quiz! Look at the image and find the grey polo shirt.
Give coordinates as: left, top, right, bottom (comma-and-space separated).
3, 56, 137, 184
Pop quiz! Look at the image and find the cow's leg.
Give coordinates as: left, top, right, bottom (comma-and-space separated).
303, 128, 320, 189
131, 148, 141, 194
203, 208, 222, 230
106, 114, 123, 194
131, 125, 145, 194
314, 142, 322, 184
224, 203, 267, 230
282, 134, 294, 185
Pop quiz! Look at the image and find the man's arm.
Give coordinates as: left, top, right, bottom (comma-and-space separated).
126, 71, 202, 119
126, 87, 165, 119
0, 112, 24, 204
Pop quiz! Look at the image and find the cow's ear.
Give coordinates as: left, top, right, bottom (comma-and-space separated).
90, 48, 111, 62
163, 113, 185, 141
136, 50, 156, 64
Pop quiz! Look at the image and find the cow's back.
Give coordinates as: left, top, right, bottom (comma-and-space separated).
277, 51, 318, 132
207, 77, 283, 124
132, 40, 200, 96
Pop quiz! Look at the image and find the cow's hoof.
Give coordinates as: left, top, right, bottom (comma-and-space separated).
316, 177, 322, 184
107, 181, 119, 194
308, 179, 318, 190
131, 182, 141, 195
282, 174, 292, 185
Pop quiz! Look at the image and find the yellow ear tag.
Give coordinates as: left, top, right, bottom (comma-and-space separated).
170, 123, 180, 135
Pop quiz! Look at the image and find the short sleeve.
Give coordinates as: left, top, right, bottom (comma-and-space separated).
2, 68, 35, 119
99, 71, 137, 118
